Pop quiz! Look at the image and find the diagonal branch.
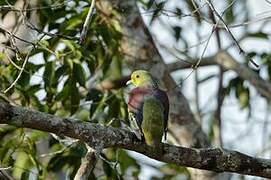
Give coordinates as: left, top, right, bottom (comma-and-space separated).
3, 51, 30, 93
0, 102, 271, 178
214, 51, 271, 101
79, 0, 96, 44
74, 145, 97, 180
167, 51, 271, 101
204, 0, 258, 68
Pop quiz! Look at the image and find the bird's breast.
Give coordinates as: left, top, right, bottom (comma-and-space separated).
128, 88, 152, 113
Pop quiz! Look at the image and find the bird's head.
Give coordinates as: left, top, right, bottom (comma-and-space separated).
127, 70, 157, 88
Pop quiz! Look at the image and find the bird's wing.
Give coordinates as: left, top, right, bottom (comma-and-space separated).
142, 97, 164, 147
154, 89, 169, 141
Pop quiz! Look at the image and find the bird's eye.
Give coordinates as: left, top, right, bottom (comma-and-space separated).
136, 75, 139, 78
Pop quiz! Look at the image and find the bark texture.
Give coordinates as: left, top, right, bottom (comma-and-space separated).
0, 102, 271, 178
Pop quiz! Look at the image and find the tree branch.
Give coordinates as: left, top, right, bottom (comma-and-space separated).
95, 76, 130, 91
209, 5, 224, 147
167, 56, 217, 71
167, 51, 271, 101
215, 51, 271, 101
0, 165, 13, 180
0, 102, 271, 178
79, 0, 96, 44
74, 145, 97, 180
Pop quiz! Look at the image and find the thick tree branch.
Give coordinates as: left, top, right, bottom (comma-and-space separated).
0, 102, 271, 178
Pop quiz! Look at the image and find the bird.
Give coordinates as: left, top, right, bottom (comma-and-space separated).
126, 70, 169, 152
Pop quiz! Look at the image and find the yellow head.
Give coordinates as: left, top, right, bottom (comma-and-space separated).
127, 70, 157, 88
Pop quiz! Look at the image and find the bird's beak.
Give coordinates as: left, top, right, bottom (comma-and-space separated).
126, 80, 132, 85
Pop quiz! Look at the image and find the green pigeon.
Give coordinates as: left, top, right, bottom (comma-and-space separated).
127, 70, 169, 154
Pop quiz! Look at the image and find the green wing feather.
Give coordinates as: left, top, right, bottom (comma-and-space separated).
141, 97, 164, 147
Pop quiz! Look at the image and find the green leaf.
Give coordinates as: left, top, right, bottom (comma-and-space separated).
225, 0, 235, 23
186, 0, 201, 23
47, 146, 83, 173
239, 88, 250, 108
73, 63, 86, 86
102, 160, 119, 179
21, 172, 30, 180
17, 71, 30, 88
118, 150, 139, 173
248, 32, 269, 39
86, 89, 104, 118
86, 89, 103, 102
43, 61, 56, 89
150, 2, 165, 24
55, 80, 70, 101
70, 77, 80, 114
55, 65, 67, 81
62, 40, 76, 52
27, 84, 41, 94
0, 146, 9, 162
147, 0, 155, 9
84, 55, 97, 74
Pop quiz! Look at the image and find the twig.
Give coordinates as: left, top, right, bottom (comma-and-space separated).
74, 145, 98, 180
194, 70, 201, 121
168, 13, 218, 91
0, 27, 36, 47
0, 167, 11, 171
25, 21, 78, 41
4, 49, 22, 70
79, 0, 96, 44
142, 2, 207, 19
262, 104, 270, 154
209, 5, 224, 147
3, 51, 30, 93
0, 0, 72, 12
194, 0, 235, 69
39, 140, 77, 158
193, 29, 203, 123
204, 0, 258, 68
0, 166, 13, 180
